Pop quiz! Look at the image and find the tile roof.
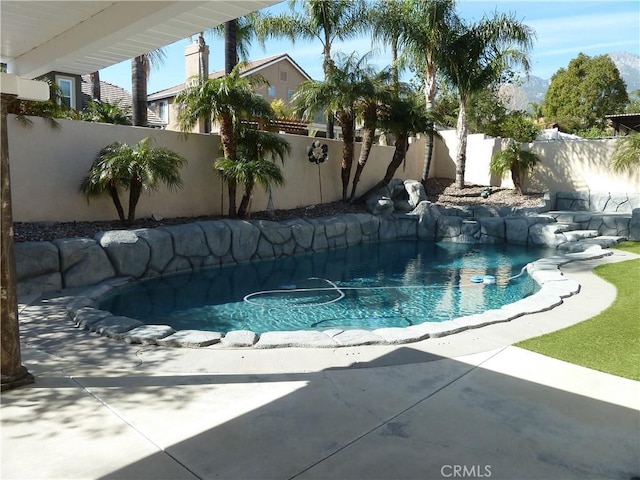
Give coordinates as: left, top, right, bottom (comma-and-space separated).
80, 75, 165, 127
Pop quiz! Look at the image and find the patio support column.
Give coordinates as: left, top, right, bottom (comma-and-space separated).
1, 92, 34, 391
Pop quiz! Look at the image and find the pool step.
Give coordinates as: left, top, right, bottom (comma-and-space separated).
557, 235, 627, 253
561, 229, 600, 242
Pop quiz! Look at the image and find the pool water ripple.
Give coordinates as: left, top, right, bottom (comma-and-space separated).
98, 241, 552, 334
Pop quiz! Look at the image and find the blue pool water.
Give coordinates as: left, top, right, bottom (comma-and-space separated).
99, 241, 552, 334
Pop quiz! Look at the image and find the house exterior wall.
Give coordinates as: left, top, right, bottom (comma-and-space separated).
149, 58, 310, 133
43, 71, 83, 110
250, 61, 308, 108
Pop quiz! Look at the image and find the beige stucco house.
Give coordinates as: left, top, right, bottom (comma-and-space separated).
148, 47, 312, 133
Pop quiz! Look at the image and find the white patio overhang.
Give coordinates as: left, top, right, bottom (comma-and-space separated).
1, 0, 281, 79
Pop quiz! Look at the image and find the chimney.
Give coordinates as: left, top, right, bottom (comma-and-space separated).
185, 32, 209, 86
184, 33, 210, 133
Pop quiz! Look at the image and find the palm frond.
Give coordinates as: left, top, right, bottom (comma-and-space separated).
611, 133, 640, 173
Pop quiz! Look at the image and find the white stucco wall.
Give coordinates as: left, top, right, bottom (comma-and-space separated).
405, 130, 640, 194
8, 116, 399, 222
8, 116, 638, 223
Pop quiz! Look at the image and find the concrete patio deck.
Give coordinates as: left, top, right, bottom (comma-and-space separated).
2, 250, 639, 480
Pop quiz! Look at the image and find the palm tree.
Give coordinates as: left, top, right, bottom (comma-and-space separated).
350, 68, 393, 201
90, 71, 101, 101
369, 0, 405, 94
80, 137, 187, 225
1, 92, 34, 390
224, 19, 238, 74
438, 12, 534, 188
131, 48, 166, 126
217, 128, 290, 218
610, 132, 640, 173
358, 88, 436, 200
208, 12, 263, 65
175, 63, 273, 216
399, 0, 458, 187
81, 100, 131, 125
293, 52, 375, 201
490, 141, 540, 194
256, 0, 367, 138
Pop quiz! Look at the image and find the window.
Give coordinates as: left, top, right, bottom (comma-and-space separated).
158, 100, 168, 123
55, 76, 75, 109
279, 70, 288, 82
287, 89, 295, 100
267, 86, 276, 97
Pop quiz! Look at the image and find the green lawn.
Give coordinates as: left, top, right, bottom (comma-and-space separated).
516, 241, 640, 381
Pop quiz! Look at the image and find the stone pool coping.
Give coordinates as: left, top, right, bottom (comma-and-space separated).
51, 244, 614, 349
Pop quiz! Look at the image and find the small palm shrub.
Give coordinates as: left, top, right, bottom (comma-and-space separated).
216, 129, 290, 218
610, 132, 640, 173
80, 137, 187, 225
490, 141, 540, 195
80, 100, 131, 125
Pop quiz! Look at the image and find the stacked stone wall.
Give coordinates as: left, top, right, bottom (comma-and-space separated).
17, 205, 589, 296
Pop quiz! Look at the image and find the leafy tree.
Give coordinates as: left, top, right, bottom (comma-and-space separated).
80, 100, 131, 125
256, 0, 367, 138
80, 137, 187, 225
542, 53, 629, 133
438, 11, 534, 188
494, 110, 539, 143
216, 128, 290, 218
610, 132, 640, 173
175, 62, 274, 216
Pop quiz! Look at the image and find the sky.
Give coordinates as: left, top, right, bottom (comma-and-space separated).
100, 0, 640, 95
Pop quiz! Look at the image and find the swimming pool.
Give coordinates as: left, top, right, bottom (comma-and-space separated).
98, 240, 552, 334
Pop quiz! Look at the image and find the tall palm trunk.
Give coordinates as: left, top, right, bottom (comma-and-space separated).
237, 183, 254, 218
390, 38, 399, 97
1, 93, 33, 390
454, 97, 468, 189
127, 177, 143, 224
323, 42, 335, 139
339, 112, 356, 201
350, 104, 377, 201
511, 164, 523, 195
222, 19, 239, 217
421, 61, 437, 188
224, 20, 238, 74
108, 183, 126, 223
90, 71, 101, 101
349, 126, 375, 201
357, 132, 409, 201
132, 55, 148, 126
219, 111, 237, 217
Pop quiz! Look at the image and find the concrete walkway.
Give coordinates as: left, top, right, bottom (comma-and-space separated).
2, 250, 639, 479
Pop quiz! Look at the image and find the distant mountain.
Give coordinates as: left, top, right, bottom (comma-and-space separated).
499, 51, 639, 111
610, 51, 640, 93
